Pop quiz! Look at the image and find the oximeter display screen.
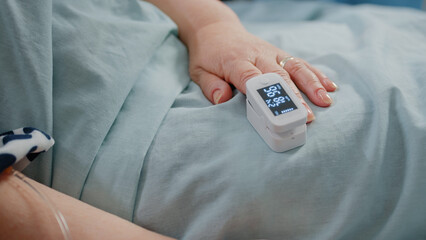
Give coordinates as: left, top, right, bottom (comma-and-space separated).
257, 83, 298, 116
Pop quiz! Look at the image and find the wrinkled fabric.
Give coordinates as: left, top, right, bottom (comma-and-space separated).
1, 0, 189, 220
134, 2, 426, 239
255, 0, 424, 9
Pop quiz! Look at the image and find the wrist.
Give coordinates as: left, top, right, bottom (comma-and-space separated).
183, 19, 244, 48
146, 0, 242, 46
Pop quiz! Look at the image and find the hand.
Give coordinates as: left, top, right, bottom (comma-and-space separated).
187, 22, 337, 123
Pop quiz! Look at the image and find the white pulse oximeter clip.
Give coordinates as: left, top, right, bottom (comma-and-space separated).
246, 73, 307, 152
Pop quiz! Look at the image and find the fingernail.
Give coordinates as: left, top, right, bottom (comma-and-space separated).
317, 88, 333, 106
330, 81, 338, 91
303, 103, 315, 123
213, 90, 222, 105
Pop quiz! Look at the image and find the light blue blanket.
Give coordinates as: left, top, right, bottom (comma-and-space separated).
1, 0, 425, 239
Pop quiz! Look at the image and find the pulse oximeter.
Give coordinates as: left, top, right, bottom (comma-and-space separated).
246, 73, 307, 152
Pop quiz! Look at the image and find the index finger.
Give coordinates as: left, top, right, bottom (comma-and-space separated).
224, 60, 262, 94
255, 57, 316, 123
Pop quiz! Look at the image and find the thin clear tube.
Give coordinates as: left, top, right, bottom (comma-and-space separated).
12, 170, 72, 240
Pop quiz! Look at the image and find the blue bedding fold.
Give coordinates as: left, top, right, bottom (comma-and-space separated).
49, 0, 189, 219
133, 2, 426, 239
1, 0, 426, 239
1, 0, 190, 220
0, 0, 54, 184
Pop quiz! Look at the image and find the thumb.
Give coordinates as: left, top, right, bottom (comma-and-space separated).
192, 70, 233, 105
227, 61, 262, 94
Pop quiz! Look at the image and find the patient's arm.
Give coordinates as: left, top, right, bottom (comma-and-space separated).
145, 0, 338, 123
0, 171, 174, 240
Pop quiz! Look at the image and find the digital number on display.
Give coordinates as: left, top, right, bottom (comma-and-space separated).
257, 83, 298, 116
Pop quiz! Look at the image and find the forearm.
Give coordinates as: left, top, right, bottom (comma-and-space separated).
0, 171, 174, 240
145, 0, 243, 46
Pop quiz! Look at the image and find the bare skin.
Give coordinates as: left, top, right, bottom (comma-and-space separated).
0, 169, 175, 240
146, 0, 337, 123
1, 1, 338, 239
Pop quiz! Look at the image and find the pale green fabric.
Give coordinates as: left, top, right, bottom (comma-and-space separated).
134, 2, 426, 239
0, 0, 54, 183
1, 0, 189, 220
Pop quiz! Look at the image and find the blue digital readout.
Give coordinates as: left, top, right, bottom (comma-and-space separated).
257, 83, 298, 116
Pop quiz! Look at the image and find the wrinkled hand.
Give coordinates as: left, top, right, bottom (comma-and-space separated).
187, 22, 337, 123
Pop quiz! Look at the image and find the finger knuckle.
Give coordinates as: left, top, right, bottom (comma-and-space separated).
306, 75, 321, 90
307, 80, 319, 91
286, 58, 306, 75
237, 69, 259, 85
189, 67, 203, 84
270, 69, 291, 80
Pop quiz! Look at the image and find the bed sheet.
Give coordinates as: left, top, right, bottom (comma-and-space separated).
133, 2, 426, 239
1, 0, 426, 239
0, 0, 190, 221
